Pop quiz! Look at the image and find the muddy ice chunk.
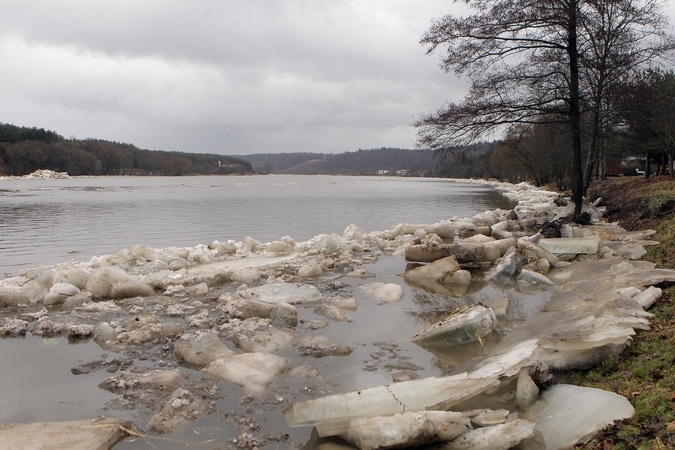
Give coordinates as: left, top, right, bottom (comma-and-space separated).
31, 320, 94, 338
344, 411, 471, 450
110, 281, 154, 299
101, 369, 183, 391
61, 291, 93, 309
326, 296, 359, 311
433, 419, 536, 450
0, 318, 29, 336
516, 269, 554, 287
522, 384, 634, 450
469, 409, 509, 426
0, 287, 31, 307
116, 315, 184, 345
0, 418, 132, 450
147, 388, 207, 434
411, 305, 498, 347
254, 282, 322, 305
294, 335, 352, 357
484, 248, 520, 284
231, 268, 261, 284
95, 322, 118, 344
185, 309, 215, 328
223, 297, 275, 319
241, 236, 264, 253
517, 239, 559, 265
264, 240, 296, 256
314, 304, 348, 322
359, 282, 404, 303
270, 302, 299, 327
298, 259, 323, 278
174, 330, 234, 366
85, 266, 135, 299
43, 282, 80, 306
401, 256, 471, 285
231, 325, 298, 353
203, 352, 288, 394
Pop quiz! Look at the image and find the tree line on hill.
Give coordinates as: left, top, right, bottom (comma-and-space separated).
0, 123, 253, 176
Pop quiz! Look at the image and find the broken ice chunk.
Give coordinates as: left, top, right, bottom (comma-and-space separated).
203, 352, 288, 394
538, 237, 600, 255
359, 282, 404, 303
283, 374, 500, 437
43, 282, 80, 306
344, 411, 471, 450
522, 384, 634, 450
254, 283, 322, 305
432, 419, 536, 450
411, 305, 498, 347
174, 330, 234, 366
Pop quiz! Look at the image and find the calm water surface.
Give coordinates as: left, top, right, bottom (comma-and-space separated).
0, 175, 515, 277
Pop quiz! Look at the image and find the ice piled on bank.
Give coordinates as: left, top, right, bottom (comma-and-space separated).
522, 384, 634, 449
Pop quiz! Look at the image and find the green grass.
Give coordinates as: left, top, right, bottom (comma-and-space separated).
575, 179, 675, 449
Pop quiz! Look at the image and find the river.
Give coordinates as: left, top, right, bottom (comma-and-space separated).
0, 175, 534, 449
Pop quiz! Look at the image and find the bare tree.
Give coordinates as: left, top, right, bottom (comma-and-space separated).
580, 0, 673, 191
415, 0, 672, 215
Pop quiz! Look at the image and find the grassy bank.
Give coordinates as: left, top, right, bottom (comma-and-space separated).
572, 177, 675, 449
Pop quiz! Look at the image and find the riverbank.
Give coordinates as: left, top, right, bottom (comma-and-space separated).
574, 177, 675, 450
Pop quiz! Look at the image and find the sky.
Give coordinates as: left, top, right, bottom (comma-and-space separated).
0, 1, 673, 156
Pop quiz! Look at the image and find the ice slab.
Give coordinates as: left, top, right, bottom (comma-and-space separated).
0, 418, 131, 450
401, 256, 462, 283
203, 352, 288, 394
522, 384, 634, 449
344, 411, 471, 450
411, 305, 498, 347
538, 237, 600, 254
434, 419, 536, 450
174, 330, 234, 366
283, 374, 499, 437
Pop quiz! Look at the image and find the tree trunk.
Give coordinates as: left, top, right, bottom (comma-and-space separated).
568, 0, 584, 217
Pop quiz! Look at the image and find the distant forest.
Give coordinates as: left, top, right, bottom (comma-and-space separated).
238, 143, 495, 177
5, 120, 600, 184
0, 123, 253, 176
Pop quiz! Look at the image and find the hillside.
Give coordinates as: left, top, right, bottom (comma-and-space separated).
0, 123, 253, 176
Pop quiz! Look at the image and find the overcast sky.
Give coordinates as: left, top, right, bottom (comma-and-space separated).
1, 1, 673, 155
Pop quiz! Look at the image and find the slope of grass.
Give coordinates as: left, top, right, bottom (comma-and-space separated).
573, 177, 675, 449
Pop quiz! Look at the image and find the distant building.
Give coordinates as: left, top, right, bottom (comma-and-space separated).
378, 170, 389, 175
397, 169, 408, 176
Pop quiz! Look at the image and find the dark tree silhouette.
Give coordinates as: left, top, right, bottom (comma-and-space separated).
415, 0, 673, 215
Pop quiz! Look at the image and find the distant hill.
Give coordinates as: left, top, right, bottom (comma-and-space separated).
238, 148, 441, 175
0, 122, 253, 176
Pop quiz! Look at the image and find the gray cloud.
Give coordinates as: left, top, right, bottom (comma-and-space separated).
2, 1, 668, 155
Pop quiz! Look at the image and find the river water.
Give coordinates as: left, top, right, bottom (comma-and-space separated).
0, 175, 515, 277
0, 175, 536, 449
